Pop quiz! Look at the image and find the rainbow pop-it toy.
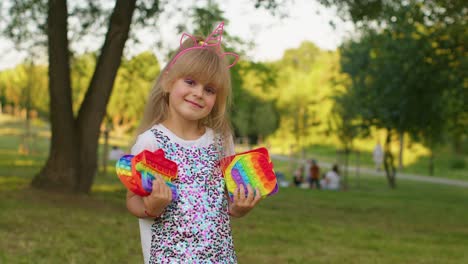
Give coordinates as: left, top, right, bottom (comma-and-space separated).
116, 149, 178, 200
221, 147, 278, 200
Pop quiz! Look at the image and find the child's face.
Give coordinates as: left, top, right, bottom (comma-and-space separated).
167, 77, 217, 123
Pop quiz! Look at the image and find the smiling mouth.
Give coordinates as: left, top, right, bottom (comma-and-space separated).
184, 99, 203, 108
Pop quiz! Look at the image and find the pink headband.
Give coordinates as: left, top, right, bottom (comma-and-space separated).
166, 22, 239, 71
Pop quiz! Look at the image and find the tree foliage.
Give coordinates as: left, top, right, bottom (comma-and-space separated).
337, 1, 467, 182
231, 61, 279, 142
268, 42, 342, 153
0, 63, 48, 116
109, 51, 160, 135
319, 0, 467, 25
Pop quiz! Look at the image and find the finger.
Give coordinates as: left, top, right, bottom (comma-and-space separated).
151, 178, 157, 192
152, 177, 161, 195
246, 185, 254, 202
155, 174, 169, 195
158, 178, 168, 197
238, 184, 245, 202
153, 173, 165, 183
165, 183, 172, 201
253, 187, 262, 205
233, 186, 240, 203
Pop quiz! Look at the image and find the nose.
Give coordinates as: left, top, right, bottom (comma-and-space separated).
193, 84, 204, 97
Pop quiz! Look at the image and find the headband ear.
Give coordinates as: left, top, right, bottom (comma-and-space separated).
203, 22, 224, 47
180, 33, 197, 47
222, 52, 240, 68
167, 22, 240, 72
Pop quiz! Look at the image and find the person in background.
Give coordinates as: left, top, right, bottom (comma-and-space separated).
109, 145, 125, 161
321, 164, 340, 190
309, 159, 321, 189
373, 141, 384, 171
275, 171, 289, 188
293, 166, 304, 187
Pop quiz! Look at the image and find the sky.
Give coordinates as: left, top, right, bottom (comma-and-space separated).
0, 0, 354, 70
222, 0, 354, 61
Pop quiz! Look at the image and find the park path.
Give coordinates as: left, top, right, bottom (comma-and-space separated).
271, 154, 468, 188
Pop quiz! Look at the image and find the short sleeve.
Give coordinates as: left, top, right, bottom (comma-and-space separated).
225, 135, 235, 157
131, 130, 159, 155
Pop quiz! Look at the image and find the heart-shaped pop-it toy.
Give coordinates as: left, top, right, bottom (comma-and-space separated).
116, 149, 178, 200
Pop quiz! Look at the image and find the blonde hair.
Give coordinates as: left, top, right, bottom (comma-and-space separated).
135, 35, 234, 155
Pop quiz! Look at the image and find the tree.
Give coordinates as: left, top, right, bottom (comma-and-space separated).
338, 1, 466, 184
108, 51, 160, 136
324, 0, 467, 154
231, 61, 279, 144
1, 0, 284, 193
70, 53, 97, 116
318, 0, 467, 25
268, 42, 340, 155
35, 0, 138, 192
0, 63, 48, 116
330, 88, 363, 189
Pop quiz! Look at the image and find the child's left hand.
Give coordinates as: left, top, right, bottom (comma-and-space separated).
228, 185, 262, 218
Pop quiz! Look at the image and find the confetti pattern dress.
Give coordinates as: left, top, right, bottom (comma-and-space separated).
131, 124, 237, 264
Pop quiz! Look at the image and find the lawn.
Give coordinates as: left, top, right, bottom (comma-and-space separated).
1, 115, 467, 263
2, 174, 468, 263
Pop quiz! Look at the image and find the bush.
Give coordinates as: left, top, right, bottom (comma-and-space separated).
450, 158, 466, 170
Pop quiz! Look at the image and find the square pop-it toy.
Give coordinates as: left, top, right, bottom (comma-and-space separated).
115, 149, 178, 200
220, 147, 278, 200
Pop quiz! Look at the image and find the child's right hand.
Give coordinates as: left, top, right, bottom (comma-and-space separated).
142, 174, 173, 217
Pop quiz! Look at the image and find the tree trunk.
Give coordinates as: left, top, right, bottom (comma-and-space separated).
355, 150, 360, 189
429, 148, 434, 176
32, 0, 137, 193
398, 132, 404, 169
383, 130, 396, 189
75, 0, 136, 192
343, 148, 349, 190
32, 0, 78, 191
452, 133, 463, 155
102, 128, 110, 175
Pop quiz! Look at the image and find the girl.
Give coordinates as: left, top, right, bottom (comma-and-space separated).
126, 22, 262, 263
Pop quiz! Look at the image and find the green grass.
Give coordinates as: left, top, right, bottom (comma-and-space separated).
0, 188, 140, 263
1, 115, 468, 263
2, 172, 468, 263
236, 181, 468, 263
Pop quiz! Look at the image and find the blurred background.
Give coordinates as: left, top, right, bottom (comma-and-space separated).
0, 0, 466, 263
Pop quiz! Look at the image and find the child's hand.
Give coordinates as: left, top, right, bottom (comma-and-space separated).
142, 174, 173, 217
228, 185, 262, 218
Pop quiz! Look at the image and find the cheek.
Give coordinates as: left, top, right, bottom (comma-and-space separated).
206, 96, 217, 111
169, 88, 186, 102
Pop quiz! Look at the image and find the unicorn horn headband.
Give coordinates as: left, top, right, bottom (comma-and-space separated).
167, 22, 239, 71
